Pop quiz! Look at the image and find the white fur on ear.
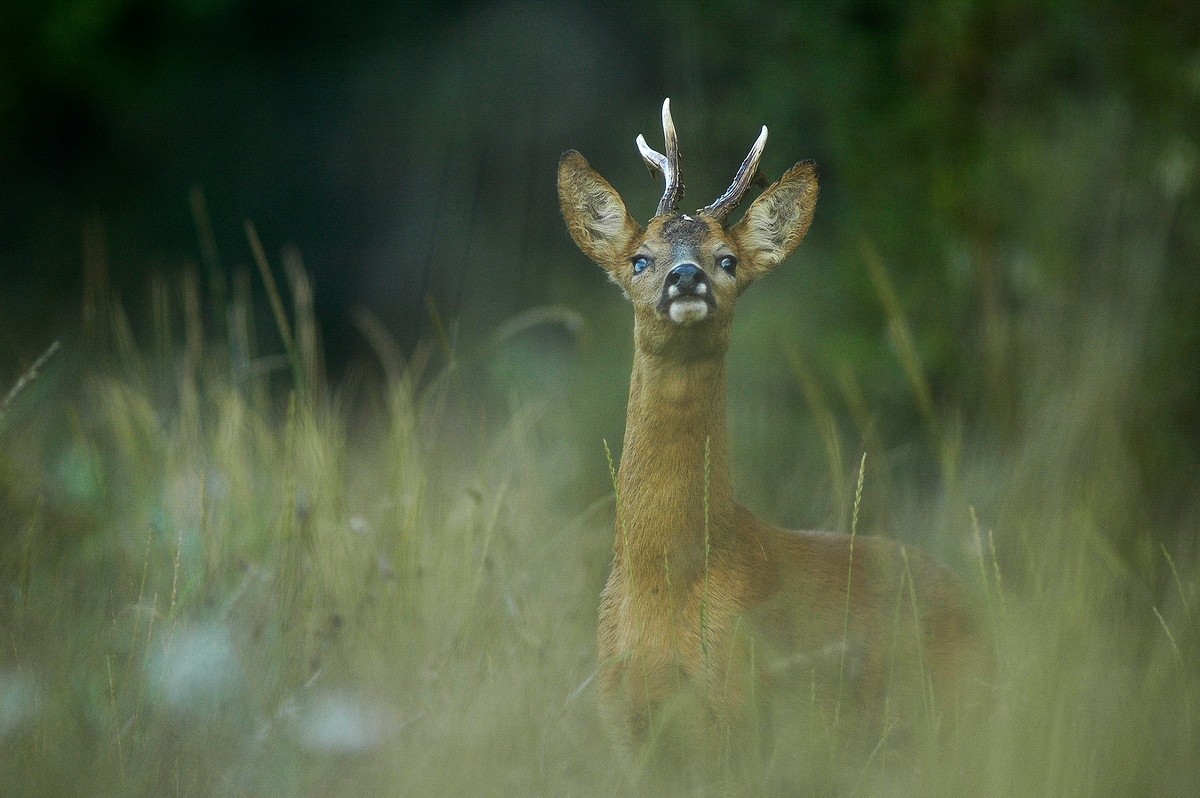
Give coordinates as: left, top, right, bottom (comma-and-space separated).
731, 161, 818, 283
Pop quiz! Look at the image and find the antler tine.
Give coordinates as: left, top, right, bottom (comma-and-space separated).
635, 98, 685, 217
700, 124, 768, 221
660, 99, 682, 213
635, 134, 668, 177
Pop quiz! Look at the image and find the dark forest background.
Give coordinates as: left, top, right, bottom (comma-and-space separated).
5, 0, 1198, 520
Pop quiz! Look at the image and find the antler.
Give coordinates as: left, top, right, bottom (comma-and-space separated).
636, 98, 685, 217
700, 124, 768, 222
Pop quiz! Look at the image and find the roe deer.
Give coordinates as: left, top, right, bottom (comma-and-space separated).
558, 100, 980, 764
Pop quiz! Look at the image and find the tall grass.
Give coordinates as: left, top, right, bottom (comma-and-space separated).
1, 217, 1197, 797
0, 240, 612, 797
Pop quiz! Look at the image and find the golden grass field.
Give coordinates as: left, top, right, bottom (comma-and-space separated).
1, 217, 1196, 797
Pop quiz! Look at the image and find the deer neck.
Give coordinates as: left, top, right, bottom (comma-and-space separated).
615, 347, 736, 589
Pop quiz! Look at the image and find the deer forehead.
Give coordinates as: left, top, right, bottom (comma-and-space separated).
643, 214, 729, 260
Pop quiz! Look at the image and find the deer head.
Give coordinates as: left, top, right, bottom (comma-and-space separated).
558, 99, 818, 360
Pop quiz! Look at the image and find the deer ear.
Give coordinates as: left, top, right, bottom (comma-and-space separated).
730, 160, 818, 285
558, 150, 642, 272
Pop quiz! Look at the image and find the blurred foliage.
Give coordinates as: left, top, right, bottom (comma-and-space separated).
0, 226, 1196, 795
3, 1, 1195, 518
0, 214, 1195, 792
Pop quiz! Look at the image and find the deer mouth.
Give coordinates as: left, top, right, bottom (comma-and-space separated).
656, 261, 717, 325
658, 284, 716, 325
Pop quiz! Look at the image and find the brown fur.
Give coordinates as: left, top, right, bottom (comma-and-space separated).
558, 143, 981, 762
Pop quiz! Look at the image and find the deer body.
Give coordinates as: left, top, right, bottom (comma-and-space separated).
559, 101, 977, 757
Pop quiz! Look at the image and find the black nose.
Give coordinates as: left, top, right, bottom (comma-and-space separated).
666, 263, 701, 290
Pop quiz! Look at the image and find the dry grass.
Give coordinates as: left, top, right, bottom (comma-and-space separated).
0, 223, 1196, 797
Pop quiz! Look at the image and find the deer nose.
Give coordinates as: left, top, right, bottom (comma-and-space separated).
666, 263, 702, 291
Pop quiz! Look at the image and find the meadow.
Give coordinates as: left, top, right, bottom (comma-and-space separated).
2, 0, 1199, 794
0, 190, 1195, 797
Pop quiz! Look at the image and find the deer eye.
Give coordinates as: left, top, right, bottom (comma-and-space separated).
719, 255, 737, 274
632, 256, 650, 275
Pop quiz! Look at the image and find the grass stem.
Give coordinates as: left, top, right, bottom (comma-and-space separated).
245, 221, 303, 393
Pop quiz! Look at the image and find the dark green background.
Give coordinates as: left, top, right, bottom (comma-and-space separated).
2, 0, 1198, 525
